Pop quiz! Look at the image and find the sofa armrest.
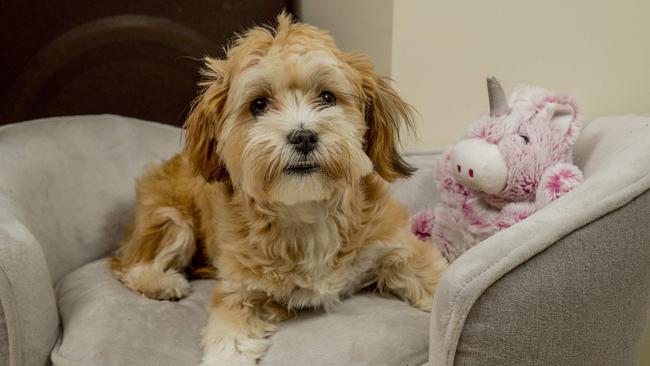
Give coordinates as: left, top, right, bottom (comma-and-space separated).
0, 208, 59, 366
0, 306, 9, 366
429, 116, 650, 365
441, 190, 650, 365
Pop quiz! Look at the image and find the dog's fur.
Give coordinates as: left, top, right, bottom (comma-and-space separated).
111, 13, 447, 365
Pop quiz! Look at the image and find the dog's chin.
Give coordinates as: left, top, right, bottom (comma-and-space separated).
267, 165, 334, 205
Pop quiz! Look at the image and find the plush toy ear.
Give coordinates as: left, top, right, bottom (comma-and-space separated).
184, 57, 230, 182
344, 52, 417, 182
542, 101, 581, 144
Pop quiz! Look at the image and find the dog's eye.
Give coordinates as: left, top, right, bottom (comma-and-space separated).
519, 134, 530, 144
250, 97, 269, 117
318, 91, 336, 107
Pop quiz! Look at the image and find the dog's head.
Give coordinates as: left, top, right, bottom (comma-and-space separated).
184, 13, 415, 204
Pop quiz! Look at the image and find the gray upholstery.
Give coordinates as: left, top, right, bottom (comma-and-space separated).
0, 197, 59, 366
0, 116, 182, 365
389, 151, 442, 214
0, 116, 182, 284
0, 306, 8, 366
0, 114, 648, 365
455, 189, 650, 365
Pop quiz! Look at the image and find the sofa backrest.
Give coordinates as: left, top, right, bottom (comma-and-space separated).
0, 115, 181, 283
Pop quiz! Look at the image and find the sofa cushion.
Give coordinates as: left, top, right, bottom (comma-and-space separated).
52, 259, 431, 366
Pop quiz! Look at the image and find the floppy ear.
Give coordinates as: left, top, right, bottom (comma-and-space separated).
184, 57, 230, 182
540, 99, 581, 145
345, 53, 417, 182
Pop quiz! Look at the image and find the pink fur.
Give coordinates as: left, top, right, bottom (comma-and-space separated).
412, 84, 584, 262
411, 209, 435, 241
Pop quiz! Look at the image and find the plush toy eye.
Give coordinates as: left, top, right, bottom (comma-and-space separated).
318, 91, 336, 107
519, 134, 530, 144
250, 97, 269, 117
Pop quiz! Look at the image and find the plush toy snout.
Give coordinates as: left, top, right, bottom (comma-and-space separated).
450, 138, 508, 195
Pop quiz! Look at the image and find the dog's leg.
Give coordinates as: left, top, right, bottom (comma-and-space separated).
377, 228, 448, 311
200, 284, 288, 366
111, 206, 196, 300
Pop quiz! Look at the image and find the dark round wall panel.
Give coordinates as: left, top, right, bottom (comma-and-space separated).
0, 0, 290, 126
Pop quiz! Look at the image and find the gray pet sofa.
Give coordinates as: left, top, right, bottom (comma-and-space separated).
0, 115, 648, 366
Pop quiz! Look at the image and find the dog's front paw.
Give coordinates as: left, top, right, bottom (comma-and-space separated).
153, 269, 191, 300
200, 337, 270, 366
122, 264, 190, 300
411, 293, 434, 312
199, 350, 257, 366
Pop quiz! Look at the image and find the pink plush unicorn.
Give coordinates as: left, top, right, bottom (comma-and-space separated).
412, 78, 584, 262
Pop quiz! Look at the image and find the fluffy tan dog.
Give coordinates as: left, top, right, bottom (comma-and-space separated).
111, 13, 447, 365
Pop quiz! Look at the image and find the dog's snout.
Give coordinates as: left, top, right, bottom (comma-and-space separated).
288, 129, 318, 155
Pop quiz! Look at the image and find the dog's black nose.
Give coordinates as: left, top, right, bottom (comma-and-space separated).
288, 129, 318, 155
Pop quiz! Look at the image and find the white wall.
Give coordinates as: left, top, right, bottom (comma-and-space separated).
392, 0, 650, 149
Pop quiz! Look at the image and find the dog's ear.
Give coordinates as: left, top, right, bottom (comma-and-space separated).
184, 57, 230, 182
345, 53, 417, 182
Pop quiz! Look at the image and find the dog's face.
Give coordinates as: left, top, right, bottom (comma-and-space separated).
185, 14, 415, 204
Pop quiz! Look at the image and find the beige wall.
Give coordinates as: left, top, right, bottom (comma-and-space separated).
297, 0, 650, 150
294, 0, 393, 77
392, 0, 650, 150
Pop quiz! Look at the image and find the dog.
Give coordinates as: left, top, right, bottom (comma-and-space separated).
110, 13, 448, 365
